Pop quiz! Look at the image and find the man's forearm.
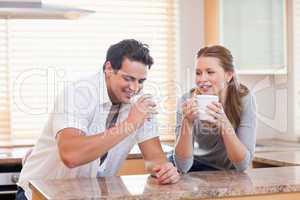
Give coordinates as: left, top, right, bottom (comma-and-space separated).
58, 120, 138, 168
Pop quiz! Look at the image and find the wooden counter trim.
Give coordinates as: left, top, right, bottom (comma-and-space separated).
204, 192, 300, 200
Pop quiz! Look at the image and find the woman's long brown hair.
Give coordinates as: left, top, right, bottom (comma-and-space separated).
195, 45, 249, 129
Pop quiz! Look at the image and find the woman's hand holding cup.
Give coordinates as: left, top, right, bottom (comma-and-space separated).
182, 97, 199, 125
206, 102, 234, 134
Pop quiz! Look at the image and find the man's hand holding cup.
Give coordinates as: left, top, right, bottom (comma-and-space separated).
127, 94, 158, 128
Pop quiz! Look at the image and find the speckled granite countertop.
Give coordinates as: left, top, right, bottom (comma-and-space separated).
29, 166, 300, 200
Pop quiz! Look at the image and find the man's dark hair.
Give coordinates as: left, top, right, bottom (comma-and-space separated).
103, 39, 154, 71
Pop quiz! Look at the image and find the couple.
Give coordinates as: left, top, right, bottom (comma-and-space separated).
17, 39, 256, 200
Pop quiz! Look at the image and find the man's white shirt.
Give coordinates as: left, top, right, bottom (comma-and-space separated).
17, 72, 159, 199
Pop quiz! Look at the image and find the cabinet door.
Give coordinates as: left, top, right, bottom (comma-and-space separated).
117, 159, 147, 176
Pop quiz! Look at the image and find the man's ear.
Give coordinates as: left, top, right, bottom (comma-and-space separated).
104, 61, 113, 76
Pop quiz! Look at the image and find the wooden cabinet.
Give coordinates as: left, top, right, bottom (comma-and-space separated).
117, 158, 147, 176
203, 0, 219, 45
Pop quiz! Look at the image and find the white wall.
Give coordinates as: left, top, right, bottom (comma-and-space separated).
179, 0, 289, 139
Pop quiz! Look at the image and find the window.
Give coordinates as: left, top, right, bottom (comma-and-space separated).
0, 0, 179, 145
204, 0, 286, 74
292, 0, 300, 134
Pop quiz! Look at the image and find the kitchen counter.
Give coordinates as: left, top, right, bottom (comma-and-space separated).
3, 138, 300, 164
255, 139, 300, 152
0, 144, 172, 165
254, 151, 300, 167
3, 139, 300, 173
30, 166, 300, 200
0, 144, 172, 176
3, 138, 300, 163
126, 144, 173, 159
252, 139, 300, 168
0, 147, 31, 165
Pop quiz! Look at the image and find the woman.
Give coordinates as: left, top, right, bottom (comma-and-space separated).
173, 45, 256, 173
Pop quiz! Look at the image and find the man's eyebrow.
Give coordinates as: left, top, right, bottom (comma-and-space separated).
122, 74, 146, 81
122, 74, 136, 80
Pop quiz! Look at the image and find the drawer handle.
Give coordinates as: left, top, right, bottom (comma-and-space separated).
11, 174, 19, 183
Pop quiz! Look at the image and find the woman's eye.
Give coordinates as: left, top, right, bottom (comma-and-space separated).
208, 71, 214, 74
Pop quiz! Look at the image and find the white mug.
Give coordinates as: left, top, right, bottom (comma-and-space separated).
196, 95, 219, 121
130, 92, 159, 117
131, 92, 160, 106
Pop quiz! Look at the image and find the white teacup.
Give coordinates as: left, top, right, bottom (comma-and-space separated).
196, 95, 219, 121
131, 92, 160, 106
130, 92, 160, 116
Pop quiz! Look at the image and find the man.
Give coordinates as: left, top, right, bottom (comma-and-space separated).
16, 39, 180, 200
